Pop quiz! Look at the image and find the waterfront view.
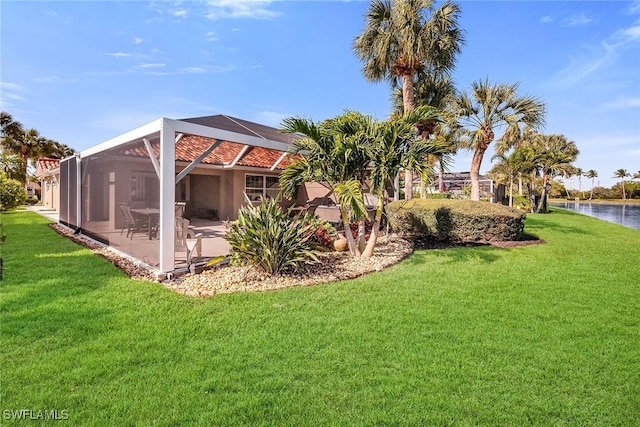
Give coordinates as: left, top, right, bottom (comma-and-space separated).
550, 202, 640, 230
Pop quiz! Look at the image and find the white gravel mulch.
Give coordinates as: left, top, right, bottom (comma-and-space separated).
172, 236, 414, 296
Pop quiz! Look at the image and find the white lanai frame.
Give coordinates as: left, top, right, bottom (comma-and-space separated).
80, 117, 291, 274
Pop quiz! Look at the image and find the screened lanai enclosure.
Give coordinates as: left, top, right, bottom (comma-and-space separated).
58, 115, 297, 275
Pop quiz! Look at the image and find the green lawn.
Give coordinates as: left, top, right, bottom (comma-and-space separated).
1, 209, 639, 426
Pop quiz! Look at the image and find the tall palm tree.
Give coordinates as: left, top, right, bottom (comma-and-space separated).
574, 167, 584, 198
1, 127, 44, 186
392, 72, 460, 194
451, 79, 546, 201
354, 0, 464, 199
1, 111, 71, 186
585, 169, 598, 200
613, 169, 630, 200
0, 152, 23, 181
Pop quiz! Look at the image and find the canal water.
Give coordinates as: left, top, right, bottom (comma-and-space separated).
549, 202, 640, 231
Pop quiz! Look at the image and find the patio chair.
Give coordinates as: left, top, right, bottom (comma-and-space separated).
175, 217, 202, 266
175, 201, 186, 218
119, 203, 147, 239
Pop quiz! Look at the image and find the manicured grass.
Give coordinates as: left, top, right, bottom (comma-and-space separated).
1, 209, 639, 426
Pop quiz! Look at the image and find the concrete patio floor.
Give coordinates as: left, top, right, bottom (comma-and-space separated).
27, 205, 230, 270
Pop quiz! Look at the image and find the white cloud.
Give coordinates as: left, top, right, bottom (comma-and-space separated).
546, 42, 615, 88
173, 9, 188, 18
205, 0, 278, 20
254, 111, 290, 127
106, 52, 131, 58
133, 38, 145, 44
0, 81, 26, 109
539, 16, 553, 24
0, 81, 25, 91
136, 63, 166, 69
622, 24, 640, 40
206, 31, 219, 42
4, 93, 26, 102
625, 1, 640, 15
180, 67, 207, 74
604, 97, 640, 109
562, 13, 592, 27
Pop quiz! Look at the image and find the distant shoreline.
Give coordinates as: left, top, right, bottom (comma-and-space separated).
549, 198, 640, 205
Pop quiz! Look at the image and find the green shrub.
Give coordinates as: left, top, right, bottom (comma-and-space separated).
510, 194, 530, 210
25, 195, 39, 205
387, 199, 526, 243
0, 174, 27, 211
424, 193, 452, 200
225, 197, 320, 275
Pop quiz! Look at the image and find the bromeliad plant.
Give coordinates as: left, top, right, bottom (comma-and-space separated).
225, 196, 320, 276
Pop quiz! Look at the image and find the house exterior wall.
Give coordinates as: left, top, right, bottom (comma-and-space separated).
296, 182, 335, 206
41, 174, 59, 210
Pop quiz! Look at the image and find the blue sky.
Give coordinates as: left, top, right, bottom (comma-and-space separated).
1, 0, 639, 188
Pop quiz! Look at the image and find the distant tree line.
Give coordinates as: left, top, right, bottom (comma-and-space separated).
1, 111, 75, 187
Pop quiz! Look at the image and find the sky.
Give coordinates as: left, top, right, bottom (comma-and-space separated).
1, 0, 639, 189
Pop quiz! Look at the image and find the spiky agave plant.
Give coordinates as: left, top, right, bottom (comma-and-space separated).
225, 196, 320, 275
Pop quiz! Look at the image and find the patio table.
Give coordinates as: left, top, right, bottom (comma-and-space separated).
131, 208, 160, 240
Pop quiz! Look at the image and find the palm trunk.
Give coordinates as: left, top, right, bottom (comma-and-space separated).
340, 205, 360, 256
518, 173, 523, 196
535, 175, 550, 213
362, 195, 385, 257
438, 159, 445, 192
357, 219, 366, 253
470, 144, 487, 201
402, 73, 415, 200
589, 178, 594, 200
508, 176, 513, 208
528, 175, 536, 213
21, 152, 29, 187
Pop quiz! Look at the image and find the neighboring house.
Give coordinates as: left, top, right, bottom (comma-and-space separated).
35, 157, 60, 209
423, 172, 494, 198
26, 181, 41, 198
57, 114, 309, 274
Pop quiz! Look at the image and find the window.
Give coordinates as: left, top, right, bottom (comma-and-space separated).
245, 174, 280, 201
131, 172, 159, 203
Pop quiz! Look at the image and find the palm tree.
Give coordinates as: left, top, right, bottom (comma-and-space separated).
1, 111, 71, 186
489, 145, 534, 208
613, 169, 630, 200
451, 79, 546, 201
363, 106, 449, 256
585, 169, 598, 200
280, 112, 371, 256
574, 167, 583, 198
531, 134, 579, 213
392, 72, 460, 194
0, 152, 23, 181
354, 0, 464, 199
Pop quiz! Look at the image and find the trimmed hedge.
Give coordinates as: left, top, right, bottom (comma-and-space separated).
387, 199, 526, 243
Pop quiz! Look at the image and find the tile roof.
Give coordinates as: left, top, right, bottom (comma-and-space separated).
114, 115, 299, 170
117, 134, 294, 170
35, 157, 60, 177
